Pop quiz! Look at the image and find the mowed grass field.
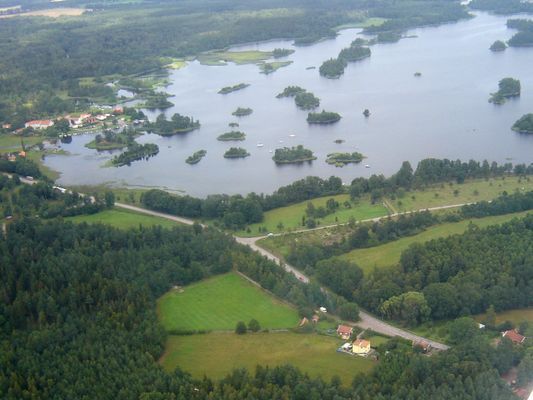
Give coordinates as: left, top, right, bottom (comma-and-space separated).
236, 194, 388, 237
66, 207, 181, 230
339, 211, 532, 274
160, 332, 375, 384
475, 308, 533, 325
157, 273, 299, 331
390, 176, 533, 213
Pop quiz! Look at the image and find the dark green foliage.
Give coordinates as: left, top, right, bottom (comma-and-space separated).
231, 107, 253, 117
376, 31, 402, 43
507, 19, 533, 47
185, 150, 207, 164
512, 113, 533, 133
217, 131, 246, 141
338, 45, 371, 62
248, 319, 261, 332
461, 191, 533, 218
338, 302, 360, 321
143, 93, 174, 110
272, 48, 294, 58
357, 215, 533, 319
489, 77, 520, 104
272, 145, 316, 164
148, 113, 200, 136
218, 83, 250, 94
276, 86, 306, 98
235, 321, 247, 334
319, 58, 347, 78
306, 110, 341, 124
326, 152, 364, 165
111, 143, 159, 167
0, 157, 42, 178
490, 40, 507, 51
294, 92, 320, 110
316, 258, 363, 302
471, 0, 533, 14
223, 147, 250, 158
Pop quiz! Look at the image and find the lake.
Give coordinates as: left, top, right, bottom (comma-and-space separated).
45, 11, 533, 197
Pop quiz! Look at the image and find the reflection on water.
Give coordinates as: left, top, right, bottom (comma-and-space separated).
46, 12, 533, 197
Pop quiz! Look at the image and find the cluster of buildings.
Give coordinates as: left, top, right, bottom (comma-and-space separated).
23, 107, 124, 131
336, 325, 372, 356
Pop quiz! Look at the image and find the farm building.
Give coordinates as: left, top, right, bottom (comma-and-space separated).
502, 330, 526, 345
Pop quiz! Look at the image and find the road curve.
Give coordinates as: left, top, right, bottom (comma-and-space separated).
115, 201, 449, 350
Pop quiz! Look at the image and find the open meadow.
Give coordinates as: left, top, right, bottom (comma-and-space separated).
160, 332, 375, 384
339, 210, 533, 274
66, 207, 181, 230
157, 273, 299, 331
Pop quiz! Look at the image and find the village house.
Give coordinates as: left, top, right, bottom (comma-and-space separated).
352, 339, 371, 355
2, 123, 12, 130
502, 330, 526, 345
24, 120, 54, 129
413, 340, 432, 353
336, 324, 353, 340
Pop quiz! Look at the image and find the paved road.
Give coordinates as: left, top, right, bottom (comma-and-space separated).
114, 201, 450, 350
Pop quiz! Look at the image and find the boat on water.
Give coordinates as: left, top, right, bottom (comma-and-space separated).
279, 140, 284, 143
257, 143, 264, 147
365, 164, 370, 168
289, 134, 296, 137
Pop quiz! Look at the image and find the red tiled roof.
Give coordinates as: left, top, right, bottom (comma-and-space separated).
353, 339, 370, 348
337, 325, 353, 335
502, 330, 526, 344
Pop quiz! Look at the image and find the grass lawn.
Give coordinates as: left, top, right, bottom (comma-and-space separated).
198, 50, 273, 66
475, 308, 533, 326
339, 210, 532, 274
0, 134, 43, 153
66, 207, 181, 230
157, 273, 299, 331
160, 332, 375, 384
391, 177, 533, 213
236, 194, 388, 237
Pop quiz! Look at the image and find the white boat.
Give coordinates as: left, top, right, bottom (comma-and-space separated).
269, 150, 273, 153
279, 140, 284, 143
289, 134, 296, 137
257, 143, 264, 147
365, 164, 370, 168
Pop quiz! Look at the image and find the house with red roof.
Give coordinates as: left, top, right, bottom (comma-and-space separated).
336, 324, 353, 340
24, 120, 54, 130
352, 339, 371, 355
502, 330, 526, 345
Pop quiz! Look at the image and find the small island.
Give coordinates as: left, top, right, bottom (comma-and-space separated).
218, 83, 250, 94
489, 77, 521, 105
294, 92, 320, 110
326, 152, 364, 167
414, 72, 422, 77
377, 32, 402, 43
147, 113, 200, 136
334, 139, 345, 144
363, 109, 370, 117
186, 150, 207, 164
512, 113, 533, 133
224, 147, 250, 158
259, 61, 292, 74
338, 45, 371, 62
232, 107, 253, 117
217, 131, 246, 141
272, 145, 316, 164
142, 92, 174, 110
276, 86, 306, 98
307, 110, 341, 124
111, 143, 159, 167
272, 48, 295, 58
319, 58, 347, 79
229, 122, 239, 128
490, 40, 507, 52
86, 128, 138, 150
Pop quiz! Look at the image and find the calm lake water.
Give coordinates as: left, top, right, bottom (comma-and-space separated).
46, 11, 533, 197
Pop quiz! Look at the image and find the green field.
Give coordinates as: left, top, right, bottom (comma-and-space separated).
66, 207, 181, 230
339, 211, 532, 274
198, 50, 273, 66
160, 332, 375, 384
390, 177, 533, 213
0, 134, 43, 153
475, 308, 533, 325
157, 273, 299, 331
236, 194, 388, 237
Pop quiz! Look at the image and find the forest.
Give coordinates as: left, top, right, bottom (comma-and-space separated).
512, 114, 533, 134
272, 145, 316, 164
489, 77, 520, 104
147, 113, 200, 136
507, 19, 533, 47
0, 205, 523, 399
111, 143, 159, 167
307, 110, 342, 124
